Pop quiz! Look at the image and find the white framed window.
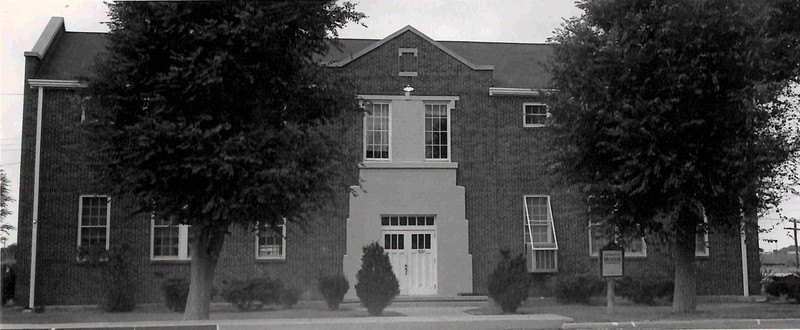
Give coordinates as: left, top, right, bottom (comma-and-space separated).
151, 217, 192, 260
398, 48, 418, 76
424, 103, 450, 161
256, 219, 286, 260
77, 195, 111, 249
524, 195, 558, 272
523, 103, 548, 128
364, 102, 391, 161
588, 223, 647, 257
696, 214, 710, 257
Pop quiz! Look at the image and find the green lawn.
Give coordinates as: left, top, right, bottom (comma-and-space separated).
0, 302, 403, 324
468, 298, 800, 322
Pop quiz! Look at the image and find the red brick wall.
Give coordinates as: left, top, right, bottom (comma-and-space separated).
16, 30, 758, 305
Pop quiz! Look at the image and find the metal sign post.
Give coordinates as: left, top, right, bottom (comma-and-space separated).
600, 242, 624, 314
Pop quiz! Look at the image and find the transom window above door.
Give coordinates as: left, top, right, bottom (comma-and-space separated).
382, 215, 435, 226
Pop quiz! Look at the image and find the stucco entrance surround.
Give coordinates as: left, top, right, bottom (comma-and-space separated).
343, 96, 473, 297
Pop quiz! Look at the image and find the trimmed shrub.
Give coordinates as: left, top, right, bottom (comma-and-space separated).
100, 245, 136, 312
616, 275, 673, 305
764, 274, 800, 303
552, 273, 603, 304
162, 278, 190, 312
355, 242, 399, 316
1, 264, 15, 306
279, 286, 301, 309
487, 249, 531, 313
319, 273, 349, 310
220, 277, 280, 311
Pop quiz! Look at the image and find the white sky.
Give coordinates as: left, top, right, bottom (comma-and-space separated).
0, 0, 797, 251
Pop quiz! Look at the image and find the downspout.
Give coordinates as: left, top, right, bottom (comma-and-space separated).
29, 86, 43, 309
740, 221, 749, 297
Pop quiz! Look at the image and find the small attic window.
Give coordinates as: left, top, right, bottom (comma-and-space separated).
398, 48, 418, 77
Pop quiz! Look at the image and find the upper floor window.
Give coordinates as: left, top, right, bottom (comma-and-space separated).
364, 102, 390, 161
151, 217, 192, 260
524, 195, 558, 272
425, 104, 449, 161
398, 48, 418, 76
78, 195, 110, 249
588, 223, 647, 257
256, 219, 286, 260
523, 103, 548, 127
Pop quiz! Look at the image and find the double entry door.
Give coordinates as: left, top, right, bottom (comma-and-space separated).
383, 226, 437, 295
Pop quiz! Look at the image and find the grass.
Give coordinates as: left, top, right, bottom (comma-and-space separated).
0, 301, 404, 324
467, 297, 800, 322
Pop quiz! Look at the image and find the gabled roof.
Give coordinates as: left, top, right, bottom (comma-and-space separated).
326, 25, 494, 71
321, 27, 553, 89
28, 19, 553, 89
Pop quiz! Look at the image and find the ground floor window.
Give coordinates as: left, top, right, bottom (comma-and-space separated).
588, 223, 647, 257
151, 217, 192, 260
78, 195, 110, 249
256, 219, 286, 259
524, 195, 558, 272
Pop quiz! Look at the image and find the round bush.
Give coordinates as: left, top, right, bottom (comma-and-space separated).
552, 272, 603, 304
319, 273, 349, 310
487, 249, 531, 313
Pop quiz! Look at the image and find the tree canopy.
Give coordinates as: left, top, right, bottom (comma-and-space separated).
548, 0, 800, 311
0, 169, 14, 239
87, 1, 364, 319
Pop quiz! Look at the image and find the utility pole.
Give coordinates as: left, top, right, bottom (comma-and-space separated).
784, 218, 800, 270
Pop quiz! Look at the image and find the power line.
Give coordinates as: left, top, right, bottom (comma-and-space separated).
0, 162, 20, 166
0, 138, 21, 141
0, 149, 21, 152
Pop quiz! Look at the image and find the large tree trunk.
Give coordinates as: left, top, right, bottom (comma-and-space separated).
183, 226, 226, 320
672, 223, 697, 312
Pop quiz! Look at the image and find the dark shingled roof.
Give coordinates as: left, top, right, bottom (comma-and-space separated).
36, 32, 554, 88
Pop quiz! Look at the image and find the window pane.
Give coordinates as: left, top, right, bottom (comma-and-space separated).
364, 103, 390, 160
257, 221, 285, 258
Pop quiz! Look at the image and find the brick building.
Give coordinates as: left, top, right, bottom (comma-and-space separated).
15, 17, 760, 307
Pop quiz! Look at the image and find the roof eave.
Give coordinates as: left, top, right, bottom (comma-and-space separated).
326, 25, 494, 71
25, 17, 65, 59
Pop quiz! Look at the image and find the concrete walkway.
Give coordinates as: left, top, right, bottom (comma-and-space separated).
564, 318, 800, 329
0, 306, 573, 330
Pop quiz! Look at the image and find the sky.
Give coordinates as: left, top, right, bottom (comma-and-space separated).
0, 0, 798, 251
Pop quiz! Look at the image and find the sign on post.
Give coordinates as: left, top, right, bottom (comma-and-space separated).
601, 249, 624, 277
599, 242, 624, 314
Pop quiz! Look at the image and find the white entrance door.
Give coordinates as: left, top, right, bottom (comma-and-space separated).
383, 233, 408, 294
407, 231, 436, 295
382, 227, 437, 295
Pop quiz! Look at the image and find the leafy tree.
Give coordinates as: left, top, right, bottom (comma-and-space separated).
548, 0, 800, 312
0, 170, 14, 239
87, 1, 364, 320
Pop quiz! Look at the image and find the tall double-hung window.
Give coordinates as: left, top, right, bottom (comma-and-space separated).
524, 195, 558, 272
78, 195, 111, 249
588, 223, 647, 257
256, 219, 286, 260
151, 217, 192, 260
364, 103, 390, 160
424, 103, 449, 160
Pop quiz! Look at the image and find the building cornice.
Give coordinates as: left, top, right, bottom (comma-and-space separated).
28, 79, 87, 88
488, 87, 558, 96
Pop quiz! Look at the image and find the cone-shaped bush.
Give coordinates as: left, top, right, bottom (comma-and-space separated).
487, 249, 531, 313
355, 242, 399, 316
